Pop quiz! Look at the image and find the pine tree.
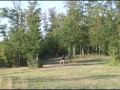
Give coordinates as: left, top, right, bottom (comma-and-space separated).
25, 1, 42, 68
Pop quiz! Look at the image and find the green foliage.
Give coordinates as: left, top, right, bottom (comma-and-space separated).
0, 1, 120, 67
25, 1, 42, 68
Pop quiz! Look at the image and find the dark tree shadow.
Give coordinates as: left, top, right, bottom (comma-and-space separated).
42, 57, 106, 69
0, 70, 31, 76
13, 74, 120, 83
0, 57, 107, 75
42, 57, 60, 65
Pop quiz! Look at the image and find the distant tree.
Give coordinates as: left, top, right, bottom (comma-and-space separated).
0, 1, 26, 67
25, 1, 42, 68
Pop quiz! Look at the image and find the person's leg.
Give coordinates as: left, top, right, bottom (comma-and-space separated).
61, 60, 63, 64
63, 60, 65, 64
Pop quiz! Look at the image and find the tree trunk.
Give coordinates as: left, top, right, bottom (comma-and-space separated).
18, 46, 20, 66
112, 50, 115, 57
36, 53, 39, 68
82, 47, 84, 56
79, 45, 81, 55
68, 46, 71, 57
91, 46, 94, 55
98, 44, 101, 55
68, 46, 72, 62
91, 46, 93, 54
87, 47, 89, 54
96, 46, 98, 54
73, 44, 76, 58
80, 45, 83, 55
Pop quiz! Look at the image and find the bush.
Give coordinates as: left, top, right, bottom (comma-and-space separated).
0, 59, 5, 67
108, 55, 120, 66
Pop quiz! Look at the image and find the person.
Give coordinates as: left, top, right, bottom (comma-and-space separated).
60, 55, 65, 64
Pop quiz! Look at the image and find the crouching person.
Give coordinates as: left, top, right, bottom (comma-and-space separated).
60, 55, 65, 64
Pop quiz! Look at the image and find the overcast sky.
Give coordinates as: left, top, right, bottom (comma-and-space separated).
0, 1, 66, 14
0, 1, 67, 23
0, 1, 67, 40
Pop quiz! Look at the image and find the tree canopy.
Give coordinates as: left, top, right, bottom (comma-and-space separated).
0, 1, 120, 67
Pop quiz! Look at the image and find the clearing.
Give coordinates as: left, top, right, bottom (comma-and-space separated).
0, 55, 120, 89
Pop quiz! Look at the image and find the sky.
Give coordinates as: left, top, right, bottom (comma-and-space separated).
0, 1, 66, 12
0, 1, 67, 41
0, 1, 67, 23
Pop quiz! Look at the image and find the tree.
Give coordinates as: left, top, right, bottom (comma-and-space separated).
25, 1, 42, 68
0, 1, 26, 67
64, 1, 86, 58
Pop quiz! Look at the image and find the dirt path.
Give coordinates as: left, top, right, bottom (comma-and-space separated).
0, 56, 109, 72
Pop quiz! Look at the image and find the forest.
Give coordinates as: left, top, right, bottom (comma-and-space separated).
0, 1, 120, 68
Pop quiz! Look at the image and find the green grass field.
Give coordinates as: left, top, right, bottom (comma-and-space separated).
0, 55, 120, 89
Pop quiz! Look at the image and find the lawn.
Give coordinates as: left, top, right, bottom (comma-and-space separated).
0, 55, 120, 89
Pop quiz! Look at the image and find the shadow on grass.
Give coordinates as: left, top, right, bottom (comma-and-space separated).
12, 74, 120, 83
43, 58, 106, 69
0, 74, 119, 83
90, 74, 120, 79
0, 74, 119, 89
0, 70, 31, 76
0, 57, 106, 76
73, 58, 104, 63
42, 57, 60, 65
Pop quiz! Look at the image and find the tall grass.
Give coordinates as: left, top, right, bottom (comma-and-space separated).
0, 56, 120, 89
0, 77, 28, 89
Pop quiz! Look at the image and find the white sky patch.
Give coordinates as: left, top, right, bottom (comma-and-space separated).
0, 1, 66, 41
39, 1, 66, 36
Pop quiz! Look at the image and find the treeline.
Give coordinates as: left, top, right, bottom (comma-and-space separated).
0, 1, 120, 68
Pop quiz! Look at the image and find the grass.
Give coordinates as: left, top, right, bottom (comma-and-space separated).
0, 55, 120, 89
